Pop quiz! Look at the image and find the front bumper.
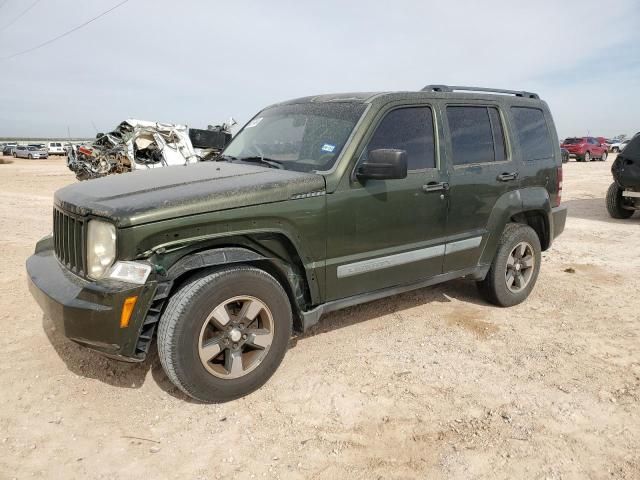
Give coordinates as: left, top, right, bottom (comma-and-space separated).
26, 235, 157, 361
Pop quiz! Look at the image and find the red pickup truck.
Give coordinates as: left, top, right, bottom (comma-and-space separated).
561, 137, 608, 162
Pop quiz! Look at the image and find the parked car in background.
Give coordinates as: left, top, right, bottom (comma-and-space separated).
610, 140, 629, 152
561, 148, 569, 163
561, 137, 608, 162
597, 137, 612, 151
14, 145, 48, 159
47, 142, 66, 155
2, 143, 17, 156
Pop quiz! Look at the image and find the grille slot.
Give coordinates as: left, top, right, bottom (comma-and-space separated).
53, 208, 87, 276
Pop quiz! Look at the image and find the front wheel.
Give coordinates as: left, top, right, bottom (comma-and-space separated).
606, 182, 635, 219
477, 224, 542, 307
583, 151, 591, 162
601, 151, 608, 161
158, 266, 292, 403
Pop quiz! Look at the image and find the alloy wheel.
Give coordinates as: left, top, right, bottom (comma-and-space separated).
198, 296, 274, 379
505, 242, 535, 293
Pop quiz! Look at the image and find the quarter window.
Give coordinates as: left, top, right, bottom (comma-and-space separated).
366, 107, 435, 170
447, 106, 507, 165
511, 107, 553, 161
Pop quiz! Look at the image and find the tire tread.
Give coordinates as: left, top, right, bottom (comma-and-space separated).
477, 223, 541, 307
157, 266, 291, 402
606, 182, 634, 219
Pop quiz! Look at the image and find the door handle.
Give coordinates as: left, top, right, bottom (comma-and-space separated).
422, 181, 449, 193
497, 172, 518, 182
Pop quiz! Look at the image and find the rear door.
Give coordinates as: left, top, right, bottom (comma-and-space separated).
510, 105, 559, 203
442, 103, 519, 272
325, 104, 449, 301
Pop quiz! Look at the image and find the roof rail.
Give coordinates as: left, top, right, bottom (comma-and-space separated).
421, 84, 539, 99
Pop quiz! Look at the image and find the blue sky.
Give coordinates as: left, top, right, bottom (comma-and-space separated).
0, 0, 638, 139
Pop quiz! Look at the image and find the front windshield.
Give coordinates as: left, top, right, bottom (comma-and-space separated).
27, 146, 37, 151
223, 102, 367, 172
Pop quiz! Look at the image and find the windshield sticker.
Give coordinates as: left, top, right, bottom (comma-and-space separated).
321, 143, 336, 153
246, 117, 263, 128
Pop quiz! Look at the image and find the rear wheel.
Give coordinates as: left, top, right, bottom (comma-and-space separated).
158, 266, 292, 403
477, 224, 542, 307
606, 182, 635, 219
601, 151, 608, 161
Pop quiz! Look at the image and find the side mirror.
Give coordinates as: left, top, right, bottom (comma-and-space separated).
356, 148, 408, 181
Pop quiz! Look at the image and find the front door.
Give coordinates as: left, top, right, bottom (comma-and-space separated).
325, 105, 449, 301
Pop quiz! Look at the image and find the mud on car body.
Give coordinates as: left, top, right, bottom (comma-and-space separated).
28, 85, 567, 402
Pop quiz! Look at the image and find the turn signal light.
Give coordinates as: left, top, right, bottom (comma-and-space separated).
120, 296, 138, 328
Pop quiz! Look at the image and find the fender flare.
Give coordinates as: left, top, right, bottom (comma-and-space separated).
162, 246, 309, 332
478, 187, 552, 266
166, 246, 266, 279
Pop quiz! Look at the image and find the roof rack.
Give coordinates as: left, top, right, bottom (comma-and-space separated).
421, 85, 539, 99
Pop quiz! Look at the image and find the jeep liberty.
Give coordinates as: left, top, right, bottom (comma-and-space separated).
27, 85, 567, 402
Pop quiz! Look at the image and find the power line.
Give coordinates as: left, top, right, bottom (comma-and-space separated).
0, 0, 41, 31
1, 0, 129, 60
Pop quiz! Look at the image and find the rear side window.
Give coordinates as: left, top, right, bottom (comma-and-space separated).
447, 106, 507, 165
366, 107, 435, 170
511, 107, 553, 161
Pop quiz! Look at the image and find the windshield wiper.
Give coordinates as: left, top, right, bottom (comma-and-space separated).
238, 156, 284, 169
214, 154, 237, 162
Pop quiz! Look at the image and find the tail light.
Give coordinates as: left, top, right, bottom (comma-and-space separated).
555, 166, 563, 207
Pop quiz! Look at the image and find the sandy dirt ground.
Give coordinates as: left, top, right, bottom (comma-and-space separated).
0, 155, 639, 479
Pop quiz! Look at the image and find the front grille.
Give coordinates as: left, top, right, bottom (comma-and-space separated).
53, 208, 87, 276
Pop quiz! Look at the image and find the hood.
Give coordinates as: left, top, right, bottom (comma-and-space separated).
55, 162, 326, 227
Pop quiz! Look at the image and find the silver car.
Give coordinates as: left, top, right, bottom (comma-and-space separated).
14, 145, 49, 159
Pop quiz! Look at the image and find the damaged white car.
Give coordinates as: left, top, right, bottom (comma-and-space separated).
67, 119, 233, 180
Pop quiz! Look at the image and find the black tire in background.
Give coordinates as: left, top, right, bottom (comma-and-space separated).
606, 182, 635, 219
157, 266, 292, 403
477, 223, 542, 307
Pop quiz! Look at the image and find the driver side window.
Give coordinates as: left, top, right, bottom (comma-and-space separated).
365, 106, 435, 170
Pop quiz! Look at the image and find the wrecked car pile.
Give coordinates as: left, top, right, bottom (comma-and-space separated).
67, 119, 233, 180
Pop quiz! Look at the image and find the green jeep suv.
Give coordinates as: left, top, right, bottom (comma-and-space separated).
27, 85, 567, 402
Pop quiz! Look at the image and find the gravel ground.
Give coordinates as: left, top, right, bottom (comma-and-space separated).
0, 155, 639, 479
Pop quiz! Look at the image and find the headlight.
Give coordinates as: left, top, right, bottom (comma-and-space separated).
87, 219, 116, 279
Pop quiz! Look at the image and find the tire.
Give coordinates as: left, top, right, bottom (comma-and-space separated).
158, 266, 292, 403
601, 151, 608, 161
477, 223, 542, 307
28, 154, 33, 159
583, 151, 591, 162
612, 147, 619, 153
606, 182, 634, 219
